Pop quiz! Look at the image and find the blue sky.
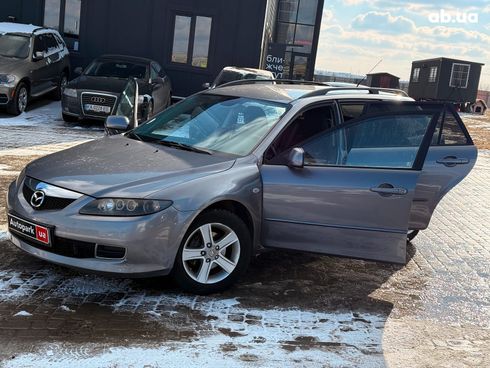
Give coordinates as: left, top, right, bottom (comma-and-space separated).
316, 0, 490, 88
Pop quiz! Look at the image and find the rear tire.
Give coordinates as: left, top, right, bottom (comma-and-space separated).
7, 82, 28, 115
62, 113, 78, 122
407, 230, 419, 241
172, 210, 252, 295
52, 72, 68, 101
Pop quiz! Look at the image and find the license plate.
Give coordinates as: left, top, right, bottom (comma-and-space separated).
84, 104, 111, 113
8, 214, 52, 247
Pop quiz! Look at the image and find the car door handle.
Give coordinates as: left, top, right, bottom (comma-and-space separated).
436, 156, 469, 166
370, 184, 408, 196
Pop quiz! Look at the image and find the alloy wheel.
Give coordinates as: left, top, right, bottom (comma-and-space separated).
18, 87, 28, 112
182, 223, 241, 284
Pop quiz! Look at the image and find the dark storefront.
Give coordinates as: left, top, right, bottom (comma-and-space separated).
0, 0, 324, 97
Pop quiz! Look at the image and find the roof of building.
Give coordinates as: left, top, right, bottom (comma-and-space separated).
412, 57, 485, 66
367, 72, 400, 79
0, 22, 43, 35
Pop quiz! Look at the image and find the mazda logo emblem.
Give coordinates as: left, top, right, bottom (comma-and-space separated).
91, 96, 105, 103
30, 190, 46, 209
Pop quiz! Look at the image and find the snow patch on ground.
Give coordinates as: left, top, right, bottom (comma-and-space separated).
0, 102, 63, 127
13, 310, 32, 317
0, 268, 385, 366
0, 231, 9, 241
0, 270, 58, 301
59, 305, 75, 313
4, 335, 379, 368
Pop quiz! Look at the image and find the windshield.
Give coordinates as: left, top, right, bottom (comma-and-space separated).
133, 94, 288, 156
0, 34, 30, 58
84, 60, 147, 79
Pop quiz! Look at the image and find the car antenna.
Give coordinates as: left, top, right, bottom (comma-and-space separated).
356, 59, 383, 87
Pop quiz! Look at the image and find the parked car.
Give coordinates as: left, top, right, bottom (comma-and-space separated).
62, 54, 171, 123
6, 81, 476, 294
203, 66, 273, 89
0, 22, 70, 115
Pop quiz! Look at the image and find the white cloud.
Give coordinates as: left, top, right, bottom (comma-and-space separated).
316, 5, 490, 87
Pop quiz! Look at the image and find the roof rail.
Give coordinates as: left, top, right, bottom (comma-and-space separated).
300, 87, 409, 99
216, 79, 329, 88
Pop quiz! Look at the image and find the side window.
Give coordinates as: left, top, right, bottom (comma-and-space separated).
150, 63, 160, 80
302, 114, 434, 169
431, 109, 469, 146
265, 105, 336, 163
33, 35, 47, 54
340, 103, 366, 122
44, 34, 59, 53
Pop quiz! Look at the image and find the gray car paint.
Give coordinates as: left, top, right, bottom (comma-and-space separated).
6, 85, 476, 276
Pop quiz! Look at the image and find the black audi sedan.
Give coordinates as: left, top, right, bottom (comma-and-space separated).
61, 54, 172, 123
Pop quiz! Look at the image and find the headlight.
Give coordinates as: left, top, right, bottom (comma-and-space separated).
0, 74, 16, 87
79, 198, 172, 217
63, 88, 77, 98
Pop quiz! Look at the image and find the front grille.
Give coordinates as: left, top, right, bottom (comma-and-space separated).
96, 245, 126, 259
0, 93, 8, 104
81, 92, 117, 117
23, 184, 75, 211
16, 233, 96, 259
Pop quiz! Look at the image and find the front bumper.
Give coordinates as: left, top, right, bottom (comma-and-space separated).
6, 179, 193, 277
0, 86, 14, 105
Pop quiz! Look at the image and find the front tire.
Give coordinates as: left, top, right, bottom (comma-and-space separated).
62, 113, 78, 122
7, 83, 28, 115
172, 210, 252, 295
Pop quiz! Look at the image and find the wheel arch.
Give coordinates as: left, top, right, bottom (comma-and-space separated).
181, 199, 258, 251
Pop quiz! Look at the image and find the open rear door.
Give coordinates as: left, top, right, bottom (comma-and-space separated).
261, 104, 443, 264
407, 104, 477, 230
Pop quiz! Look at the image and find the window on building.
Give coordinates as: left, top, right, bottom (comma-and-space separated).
172, 15, 191, 64
278, 0, 299, 23
450, 63, 470, 88
412, 67, 420, 82
428, 66, 438, 83
64, 0, 81, 36
44, 0, 61, 29
192, 16, 212, 68
43, 0, 81, 50
171, 15, 212, 69
297, 0, 318, 25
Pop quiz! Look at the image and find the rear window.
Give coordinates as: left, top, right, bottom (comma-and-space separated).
431, 109, 469, 146
84, 60, 147, 79
340, 103, 366, 122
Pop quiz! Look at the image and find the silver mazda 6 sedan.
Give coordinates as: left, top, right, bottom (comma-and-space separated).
6, 82, 477, 294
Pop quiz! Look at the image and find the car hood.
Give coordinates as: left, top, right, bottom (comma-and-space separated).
0, 55, 27, 73
25, 136, 236, 198
68, 75, 130, 94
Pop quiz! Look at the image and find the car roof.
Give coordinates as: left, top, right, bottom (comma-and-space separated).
97, 54, 154, 65
0, 22, 45, 35
206, 83, 413, 104
222, 66, 273, 77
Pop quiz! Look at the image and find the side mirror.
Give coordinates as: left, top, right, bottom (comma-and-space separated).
288, 147, 305, 169
33, 51, 44, 61
104, 115, 130, 136
74, 67, 83, 76
202, 82, 211, 89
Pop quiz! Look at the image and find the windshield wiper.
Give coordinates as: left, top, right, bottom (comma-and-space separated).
125, 131, 143, 141
158, 140, 213, 155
